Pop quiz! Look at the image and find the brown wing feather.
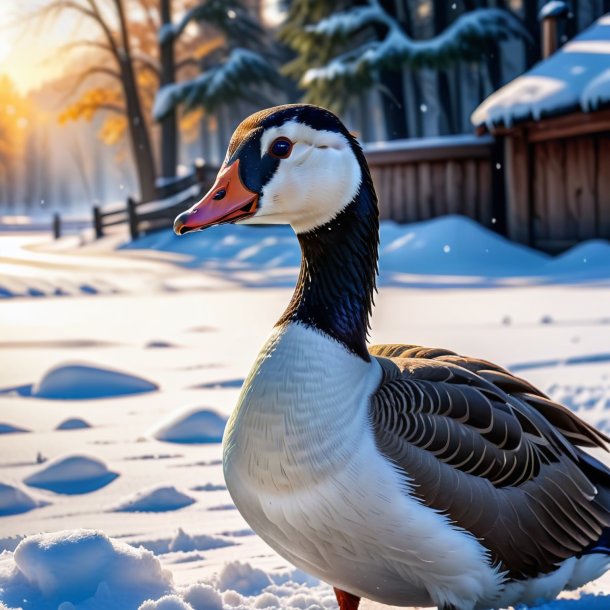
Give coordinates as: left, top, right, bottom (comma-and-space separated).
369, 344, 610, 579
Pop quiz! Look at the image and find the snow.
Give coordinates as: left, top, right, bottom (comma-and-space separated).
538, 1, 570, 20
472, 14, 610, 129
24, 455, 119, 495
1, 227, 610, 609
0, 423, 29, 434
113, 486, 196, 512
153, 49, 274, 121
32, 362, 158, 400
151, 408, 227, 444
0, 484, 47, 516
217, 562, 272, 596
302, 4, 527, 85
56, 417, 92, 431
0, 530, 173, 609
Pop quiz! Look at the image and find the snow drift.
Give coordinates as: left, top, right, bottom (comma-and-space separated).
113, 486, 196, 512
151, 408, 227, 444
124, 215, 610, 283
32, 362, 158, 400
56, 417, 92, 431
24, 455, 118, 495
0, 530, 173, 610
0, 483, 47, 516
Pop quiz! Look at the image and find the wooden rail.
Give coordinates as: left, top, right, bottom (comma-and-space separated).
53, 136, 500, 241
89, 161, 218, 240
364, 135, 499, 229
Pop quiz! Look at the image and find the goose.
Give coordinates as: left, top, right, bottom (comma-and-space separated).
174, 104, 610, 610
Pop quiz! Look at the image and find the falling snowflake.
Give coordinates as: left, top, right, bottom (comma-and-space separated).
443, 245, 451, 254
420, 104, 428, 113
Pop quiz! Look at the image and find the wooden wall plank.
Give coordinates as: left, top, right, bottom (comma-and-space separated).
432, 163, 446, 216
597, 136, 610, 239
477, 160, 493, 226
565, 138, 596, 240
404, 164, 418, 223
446, 160, 463, 215
392, 164, 405, 222
545, 139, 568, 241
533, 142, 548, 241
417, 162, 434, 219
504, 131, 531, 243
463, 160, 478, 219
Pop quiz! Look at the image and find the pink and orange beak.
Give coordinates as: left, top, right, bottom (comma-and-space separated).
174, 160, 258, 235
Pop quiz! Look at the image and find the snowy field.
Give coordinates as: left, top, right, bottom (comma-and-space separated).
1, 216, 610, 609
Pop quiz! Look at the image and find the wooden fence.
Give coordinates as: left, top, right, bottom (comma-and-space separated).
364, 134, 500, 229
53, 135, 499, 241
502, 114, 610, 253
90, 161, 218, 240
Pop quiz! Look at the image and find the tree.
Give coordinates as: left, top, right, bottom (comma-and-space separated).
281, 0, 529, 136
152, 0, 283, 127
34, 0, 158, 200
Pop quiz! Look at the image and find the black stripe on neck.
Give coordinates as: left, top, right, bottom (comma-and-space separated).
276, 172, 379, 361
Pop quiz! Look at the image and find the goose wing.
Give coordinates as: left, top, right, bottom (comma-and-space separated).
369, 343, 610, 579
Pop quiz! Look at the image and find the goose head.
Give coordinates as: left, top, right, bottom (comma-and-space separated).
174, 104, 367, 236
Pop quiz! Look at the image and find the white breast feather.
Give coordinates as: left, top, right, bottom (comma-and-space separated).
223, 322, 503, 610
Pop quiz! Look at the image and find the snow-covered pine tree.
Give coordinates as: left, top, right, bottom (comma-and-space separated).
281, 0, 529, 137
153, 0, 283, 124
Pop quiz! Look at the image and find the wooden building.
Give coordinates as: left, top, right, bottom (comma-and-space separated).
472, 13, 610, 252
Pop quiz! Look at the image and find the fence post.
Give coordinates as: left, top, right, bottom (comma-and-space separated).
53, 213, 61, 239
127, 197, 139, 240
93, 206, 103, 239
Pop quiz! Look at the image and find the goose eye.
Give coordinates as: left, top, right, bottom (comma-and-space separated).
269, 137, 293, 159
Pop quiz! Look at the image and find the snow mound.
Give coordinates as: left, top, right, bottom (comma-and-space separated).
32, 361, 158, 400
379, 216, 548, 277
126, 216, 560, 280
140, 584, 222, 610
151, 408, 227, 444
114, 486, 196, 512
217, 561, 272, 595
544, 240, 610, 278
0, 530, 172, 609
55, 417, 92, 431
24, 455, 118, 495
0, 422, 30, 434
139, 596, 194, 610
168, 528, 229, 553
0, 483, 47, 516
132, 530, 232, 555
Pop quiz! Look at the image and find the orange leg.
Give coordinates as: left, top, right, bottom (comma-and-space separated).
333, 587, 361, 610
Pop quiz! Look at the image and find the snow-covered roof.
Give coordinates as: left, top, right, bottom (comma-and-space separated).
472, 13, 610, 130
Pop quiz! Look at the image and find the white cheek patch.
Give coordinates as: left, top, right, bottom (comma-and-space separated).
253, 121, 362, 234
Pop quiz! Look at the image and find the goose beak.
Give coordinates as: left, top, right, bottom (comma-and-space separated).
174, 159, 258, 235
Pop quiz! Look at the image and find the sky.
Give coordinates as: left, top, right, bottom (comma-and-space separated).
0, 1, 96, 95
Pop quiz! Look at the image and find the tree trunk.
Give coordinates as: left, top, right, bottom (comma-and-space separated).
432, 0, 456, 134
377, 0, 408, 139
115, 0, 157, 201
160, 0, 178, 179
523, 0, 541, 68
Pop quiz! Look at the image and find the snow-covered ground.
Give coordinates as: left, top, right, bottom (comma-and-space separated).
1, 217, 610, 609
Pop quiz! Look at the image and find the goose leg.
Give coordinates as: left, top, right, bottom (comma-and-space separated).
333, 587, 360, 610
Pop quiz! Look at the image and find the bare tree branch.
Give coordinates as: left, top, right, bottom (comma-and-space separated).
83, 0, 122, 63
59, 66, 123, 105
176, 57, 201, 73
57, 39, 113, 57
32, 0, 121, 63
131, 51, 161, 77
